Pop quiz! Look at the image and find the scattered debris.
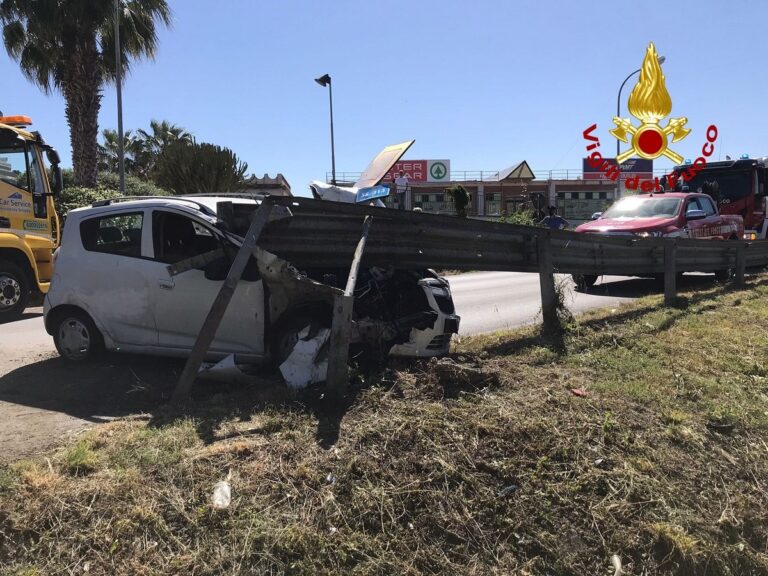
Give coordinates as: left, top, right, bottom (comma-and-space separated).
497, 484, 519, 498
279, 327, 330, 389
212, 470, 232, 510
611, 554, 623, 576
570, 387, 588, 397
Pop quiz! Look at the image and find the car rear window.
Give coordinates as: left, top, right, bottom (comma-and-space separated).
80, 212, 143, 257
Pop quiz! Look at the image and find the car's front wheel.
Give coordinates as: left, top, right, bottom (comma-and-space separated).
52, 309, 105, 362
572, 274, 597, 291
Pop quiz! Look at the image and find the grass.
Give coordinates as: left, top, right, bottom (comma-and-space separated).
2, 277, 768, 574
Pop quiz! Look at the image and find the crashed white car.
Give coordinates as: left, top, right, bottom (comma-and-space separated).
43, 196, 459, 378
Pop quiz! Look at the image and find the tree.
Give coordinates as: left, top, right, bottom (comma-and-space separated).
1, 0, 171, 187
134, 119, 192, 178
153, 140, 248, 195
446, 185, 470, 218
97, 128, 140, 173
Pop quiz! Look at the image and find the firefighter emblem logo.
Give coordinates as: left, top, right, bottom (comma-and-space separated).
610, 42, 690, 164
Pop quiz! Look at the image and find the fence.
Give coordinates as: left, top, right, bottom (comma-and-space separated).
327, 168, 675, 183
172, 194, 768, 401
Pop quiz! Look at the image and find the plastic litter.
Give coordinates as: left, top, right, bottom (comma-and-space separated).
212, 470, 232, 509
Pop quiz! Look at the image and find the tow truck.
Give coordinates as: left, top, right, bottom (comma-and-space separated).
0, 114, 63, 321
668, 156, 768, 240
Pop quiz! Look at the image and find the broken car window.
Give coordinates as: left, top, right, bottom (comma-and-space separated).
152, 211, 220, 264
80, 212, 144, 258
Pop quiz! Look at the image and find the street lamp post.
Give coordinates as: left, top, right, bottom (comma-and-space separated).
314, 74, 336, 185
114, 0, 125, 193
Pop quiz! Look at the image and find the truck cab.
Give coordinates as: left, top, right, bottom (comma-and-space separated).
0, 115, 63, 321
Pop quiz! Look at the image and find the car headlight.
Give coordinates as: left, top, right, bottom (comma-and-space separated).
635, 231, 663, 238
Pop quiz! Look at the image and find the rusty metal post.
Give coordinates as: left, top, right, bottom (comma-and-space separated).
664, 238, 677, 306
171, 199, 275, 404
326, 216, 373, 398
537, 231, 558, 330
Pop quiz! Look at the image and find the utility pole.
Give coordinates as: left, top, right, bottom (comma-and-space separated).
114, 0, 125, 193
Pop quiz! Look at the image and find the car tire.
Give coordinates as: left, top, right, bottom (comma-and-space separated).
52, 309, 105, 362
271, 310, 331, 367
0, 259, 31, 323
572, 274, 597, 291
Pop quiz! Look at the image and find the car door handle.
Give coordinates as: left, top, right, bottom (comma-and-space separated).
158, 279, 175, 290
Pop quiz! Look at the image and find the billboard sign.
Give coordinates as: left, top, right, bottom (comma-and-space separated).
384, 160, 451, 183
583, 157, 652, 181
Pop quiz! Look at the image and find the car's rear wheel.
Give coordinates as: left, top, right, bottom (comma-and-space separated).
0, 260, 31, 323
572, 274, 597, 291
52, 309, 104, 362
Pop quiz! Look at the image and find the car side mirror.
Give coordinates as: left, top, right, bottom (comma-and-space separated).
686, 209, 707, 221
591, 212, 602, 220
202, 256, 231, 281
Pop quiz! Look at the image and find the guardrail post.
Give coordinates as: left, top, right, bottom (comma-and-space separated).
735, 243, 746, 287
537, 231, 558, 330
664, 238, 677, 306
326, 216, 373, 399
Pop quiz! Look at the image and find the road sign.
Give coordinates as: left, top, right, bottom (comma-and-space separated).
356, 184, 390, 203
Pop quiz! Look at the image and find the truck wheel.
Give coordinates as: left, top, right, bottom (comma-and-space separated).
51, 309, 104, 362
572, 274, 597, 291
0, 260, 31, 323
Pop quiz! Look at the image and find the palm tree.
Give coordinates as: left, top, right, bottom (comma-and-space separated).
134, 119, 192, 177
97, 128, 140, 174
0, 0, 171, 187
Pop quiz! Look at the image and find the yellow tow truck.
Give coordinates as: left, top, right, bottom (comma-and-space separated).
0, 114, 63, 322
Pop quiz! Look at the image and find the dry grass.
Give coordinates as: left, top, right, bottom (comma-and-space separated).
2, 277, 768, 575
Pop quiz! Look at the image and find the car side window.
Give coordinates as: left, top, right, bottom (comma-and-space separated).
686, 198, 702, 214
80, 212, 143, 257
699, 196, 716, 216
152, 211, 220, 264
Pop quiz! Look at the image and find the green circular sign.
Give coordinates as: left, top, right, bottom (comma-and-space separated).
430, 161, 447, 180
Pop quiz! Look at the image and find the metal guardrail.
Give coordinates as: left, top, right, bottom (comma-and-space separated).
260, 196, 766, 276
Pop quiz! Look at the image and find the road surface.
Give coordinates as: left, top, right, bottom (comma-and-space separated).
0, 273, 671, 464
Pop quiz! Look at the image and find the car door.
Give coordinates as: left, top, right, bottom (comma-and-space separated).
686, 196, 721, 239
75, 209, 157, 346
146, 208, 265, 357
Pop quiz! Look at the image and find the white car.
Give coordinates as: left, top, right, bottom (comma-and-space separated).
44, 196, 459, 366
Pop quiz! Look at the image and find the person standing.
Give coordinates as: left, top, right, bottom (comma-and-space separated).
395, 171, 409, 210
539, 206, 570, 230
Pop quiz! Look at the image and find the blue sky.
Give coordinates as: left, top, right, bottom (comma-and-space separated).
2, 0, 766, 194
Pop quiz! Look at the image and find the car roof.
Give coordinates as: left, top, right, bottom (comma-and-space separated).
625, 193, 704, 199
67, 194, 262, 220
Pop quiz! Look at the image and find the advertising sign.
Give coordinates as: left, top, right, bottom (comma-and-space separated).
384, 160, 450, 183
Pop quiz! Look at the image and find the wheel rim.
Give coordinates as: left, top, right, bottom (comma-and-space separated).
57, 317, 91, 360
0, 274, 21, 309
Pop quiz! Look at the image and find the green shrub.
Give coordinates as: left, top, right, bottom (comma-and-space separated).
154, 140, 248, 195
97, 172, 169, 197
55, 185, 121, 217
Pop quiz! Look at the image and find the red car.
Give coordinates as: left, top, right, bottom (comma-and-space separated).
573, 192, 743, 288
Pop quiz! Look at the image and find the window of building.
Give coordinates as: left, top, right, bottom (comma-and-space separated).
80, 212, 144, 258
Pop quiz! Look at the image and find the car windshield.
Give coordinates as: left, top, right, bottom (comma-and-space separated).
602, 196, 681, 219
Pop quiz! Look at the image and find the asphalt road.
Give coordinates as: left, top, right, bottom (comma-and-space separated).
449, 272, 647, 335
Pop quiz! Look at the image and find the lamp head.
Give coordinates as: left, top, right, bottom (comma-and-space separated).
314, 74, 331, 87
657, 55, 666, 65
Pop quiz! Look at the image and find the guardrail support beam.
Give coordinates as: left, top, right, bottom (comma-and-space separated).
664, 239, 677, 306
537, 231, 558, 330
326, 216, 373, 399
735, 243, 746, 287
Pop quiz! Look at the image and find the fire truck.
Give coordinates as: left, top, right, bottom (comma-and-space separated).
0, 114, 63, 322
669, 157, 768, 240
